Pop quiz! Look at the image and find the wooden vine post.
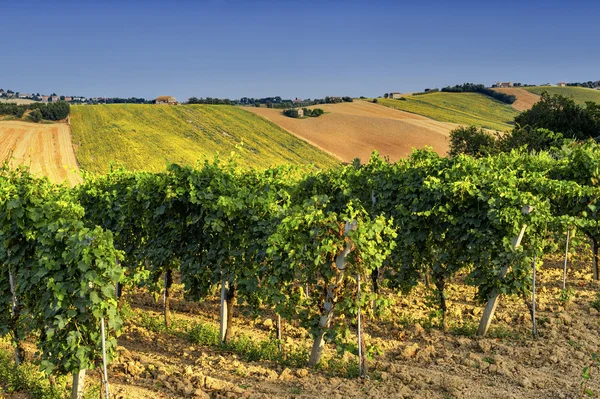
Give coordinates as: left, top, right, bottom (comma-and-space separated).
219, 279, 229, 343
530, 256, 538, 338
101, 318, 110, 399
71, 370, 86, 399
562, 230, 570, 290
308, 220, 357, 367
478, 205, 533, 336
357, 273, 367, 377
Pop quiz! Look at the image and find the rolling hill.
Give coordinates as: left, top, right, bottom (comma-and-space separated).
523, 86, 600, 105
492, 88, 540, 111
69, 104, 338, 174
246, 101, 457, 163
377, 93, 519, 131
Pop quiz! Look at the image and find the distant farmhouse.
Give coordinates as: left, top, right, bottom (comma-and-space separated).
156, 96, 177, 104
495, 82, 513, 88
389, 92, 402, 99
557, 82, 566, 87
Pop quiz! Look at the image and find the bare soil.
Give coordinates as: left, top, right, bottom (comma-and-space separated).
0, 121, 81, 186
493, 88, 540, 112
246, 102, 457, 163
2, 255, 600, 398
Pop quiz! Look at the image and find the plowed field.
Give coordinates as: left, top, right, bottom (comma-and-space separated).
493, 88, 540, 111
246, 101, 457, 163
0, 121, 81, 185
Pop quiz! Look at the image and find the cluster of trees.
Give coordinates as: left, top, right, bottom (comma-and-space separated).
449, 92, 600, 157
187, 97, 235, 105
0, 101, 71, 121
566, 80, 600, 89
282, 108, 325, 118
440, 83, 516, 104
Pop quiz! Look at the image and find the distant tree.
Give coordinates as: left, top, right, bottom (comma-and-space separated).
60, 96, 65, 101
372, 98, 378, 103
514, 92, 600, 140
283, 108, 299, 118
29, 109, 43, 123
383, 93, 389, 98
254, 102, 260, 107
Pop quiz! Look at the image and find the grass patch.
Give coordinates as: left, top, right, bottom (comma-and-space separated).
450, 322, 478, 337
524, 86, 600, 105
70, 104, 338, 174
0, 349, 68, 399
377, 93, 518, 131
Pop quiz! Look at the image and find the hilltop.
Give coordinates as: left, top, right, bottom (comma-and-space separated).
377, 92, 519, 131
69, 104, 338, 174
523, 86, 600, 105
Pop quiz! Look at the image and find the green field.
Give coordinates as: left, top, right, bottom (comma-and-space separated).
377, 92, 520, 131
523, 86, 600, 105
70, 104, 338, 173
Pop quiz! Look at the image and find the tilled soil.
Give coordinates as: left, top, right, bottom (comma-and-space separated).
246, 102, 457, 163
0, 121, 81, 186
2, 257, 599, 399
102, 255, 600, 399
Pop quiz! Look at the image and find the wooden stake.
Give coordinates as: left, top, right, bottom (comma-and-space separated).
100, 318, 110, 399
71, 369, 86, 399
531, 256, 538, 338
220, 279, 228, 343
478, 221, 529, 336
562, 230, 570, 290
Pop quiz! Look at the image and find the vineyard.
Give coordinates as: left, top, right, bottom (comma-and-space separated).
1, 143, 600, 398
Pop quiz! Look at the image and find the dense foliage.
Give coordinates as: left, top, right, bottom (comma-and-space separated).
4, 141, 600, 390
0, 101, 70, 121
441, 83, 516, 104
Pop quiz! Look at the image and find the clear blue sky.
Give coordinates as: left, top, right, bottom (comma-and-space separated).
2, 0, 599, 100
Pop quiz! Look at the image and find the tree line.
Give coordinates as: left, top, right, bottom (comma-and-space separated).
0, 101, 70, 121
440, 83, 516, 104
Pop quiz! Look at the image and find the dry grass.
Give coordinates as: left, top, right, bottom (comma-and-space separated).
493, 88, 541, 111
245, 101, 456, 163
0, 121, 81, 186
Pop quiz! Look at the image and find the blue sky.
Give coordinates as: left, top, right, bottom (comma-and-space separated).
2, 0, 599, 100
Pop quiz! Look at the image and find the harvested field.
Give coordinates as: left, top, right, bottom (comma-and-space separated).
246, 101, 457, 163
0, 121, 81, 186
493, 88, 540, 111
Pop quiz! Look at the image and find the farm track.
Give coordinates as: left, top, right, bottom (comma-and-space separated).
0, 121, 81, 186
246, 101, 456, 163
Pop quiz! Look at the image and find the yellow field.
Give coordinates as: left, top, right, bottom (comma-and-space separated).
0, 121, 81, 186
378, 92, 519, 131
70, 104, 338, 174
246, 101, 457, 163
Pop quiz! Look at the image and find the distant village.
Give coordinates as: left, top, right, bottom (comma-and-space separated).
2, 79, 599, 108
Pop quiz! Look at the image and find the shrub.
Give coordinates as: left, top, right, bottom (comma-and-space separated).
449, 126, 498, 157
283, 109, 300, 118
372, 98, 378, 104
